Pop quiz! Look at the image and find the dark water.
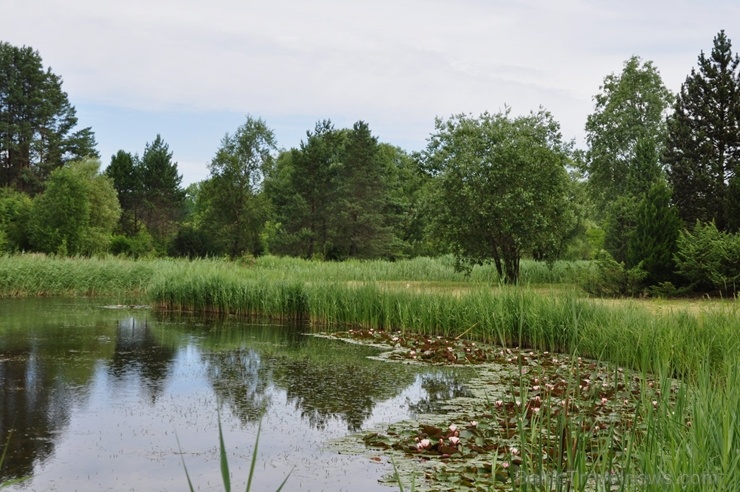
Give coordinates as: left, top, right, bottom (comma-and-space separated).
0, 298, 473, 491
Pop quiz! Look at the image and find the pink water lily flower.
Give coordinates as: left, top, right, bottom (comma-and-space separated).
449, 436, 460, 446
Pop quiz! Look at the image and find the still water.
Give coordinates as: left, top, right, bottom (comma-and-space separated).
0, 298, 473, 491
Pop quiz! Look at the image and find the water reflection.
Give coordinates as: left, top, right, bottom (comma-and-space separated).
0, 298, 473, 491
108, 317, 176, 404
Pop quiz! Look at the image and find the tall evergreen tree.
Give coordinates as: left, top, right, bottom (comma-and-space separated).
0, 42, 98, 193
139, 135, 184, 246
331, 121, 392, 259
664, 30, 740, 232
105, 150, 143, 235
626, 180, 682, 286
272, 120, 344, 258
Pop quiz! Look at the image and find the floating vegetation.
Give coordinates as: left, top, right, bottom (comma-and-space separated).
329, 329, 694, 491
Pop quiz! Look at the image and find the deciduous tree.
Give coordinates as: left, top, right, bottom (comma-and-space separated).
585, 56, 673, 211
28, 158, 120, 255
424, 109, 575, 284
199, 116, 276, 257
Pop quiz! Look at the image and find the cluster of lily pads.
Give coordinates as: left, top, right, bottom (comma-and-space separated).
330, 328, 687, 491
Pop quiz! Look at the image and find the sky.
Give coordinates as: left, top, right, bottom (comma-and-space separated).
4, 0, 739, 185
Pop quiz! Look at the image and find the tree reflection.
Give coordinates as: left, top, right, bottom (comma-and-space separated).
406, 372, 475, 416
202, 348, 273, 422
108, 317, 176, 403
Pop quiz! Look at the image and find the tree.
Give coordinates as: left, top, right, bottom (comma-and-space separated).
424, 109, 575, 284
27, 158, 121, 255
105, 150, 143, 235
266, 120, 345, 258
379, 144, 435, 257
664, 30, 740, 232
138, 135, 185, 247
585, 56, 674, 211
0, 186, 32, 251
626, 180, 682, 286
330, 121, 393, 259
0, 42, 98, 193
199, 116, 276, 257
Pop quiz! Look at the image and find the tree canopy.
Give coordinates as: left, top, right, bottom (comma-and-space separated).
28, 158, 120, 255
424, 109, 576, 284
585, 55, 673, 211
198, 115, 276, 257
0, 42, 97, 193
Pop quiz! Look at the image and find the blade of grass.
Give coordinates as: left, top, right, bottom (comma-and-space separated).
245, 420, 261, 492
175, 432, 196, 492
218, 416, 231, 492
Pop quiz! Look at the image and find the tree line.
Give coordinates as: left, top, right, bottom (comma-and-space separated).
1, 32, 739, 292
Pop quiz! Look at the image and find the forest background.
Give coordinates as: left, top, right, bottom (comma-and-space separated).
1, 31, 739, 295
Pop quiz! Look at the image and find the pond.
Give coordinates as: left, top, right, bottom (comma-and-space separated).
0, 298, 475, 491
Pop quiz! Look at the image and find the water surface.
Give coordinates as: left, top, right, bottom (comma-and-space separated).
0, 298, 472, 491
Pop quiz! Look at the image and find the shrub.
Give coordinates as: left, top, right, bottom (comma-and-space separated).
578, 250, 647, 297
675, 221, 740, 294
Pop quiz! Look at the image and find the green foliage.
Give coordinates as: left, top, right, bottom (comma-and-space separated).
265, 120, 403, 260
578, 250, 647, 297
585, 56, 673, 212
626, 181, 682, 286
110, 229, 154, 258
0, 42, 98, 193
0, 187, 32, 251
27, 158, 121, 255
665, 30, 740, 232
330, 120, 394, 259
198, 116, 276, 258
105, 150, 144, 235
424, 108, 576, 284
674, 221, 740, 293
139, 135, 185, 248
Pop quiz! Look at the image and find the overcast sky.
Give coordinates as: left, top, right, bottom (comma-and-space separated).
4, 0, 739, 185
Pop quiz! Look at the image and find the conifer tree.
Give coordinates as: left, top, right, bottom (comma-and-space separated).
664, 30, 740, 232
0, 42, 98, 193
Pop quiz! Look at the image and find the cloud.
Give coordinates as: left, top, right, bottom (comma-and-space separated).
5, 0, 740, 183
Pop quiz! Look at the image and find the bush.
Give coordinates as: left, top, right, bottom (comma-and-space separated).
578, 250, 647, 297
675, 221, 740, 294
110, 230, 155, 258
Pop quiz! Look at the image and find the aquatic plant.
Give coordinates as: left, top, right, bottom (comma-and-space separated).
178, 417, 292, 492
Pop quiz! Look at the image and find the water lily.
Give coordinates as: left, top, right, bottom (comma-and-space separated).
495, 400, 503, 408
449, 436, 460, 446
510, 447, 519, 455
469, 420, 478, 428
448, 423, 458, 433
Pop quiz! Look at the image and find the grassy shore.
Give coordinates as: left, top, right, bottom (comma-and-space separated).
1, 253, 738, 490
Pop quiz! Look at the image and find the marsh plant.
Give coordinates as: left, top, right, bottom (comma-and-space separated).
178, 418, 291, 492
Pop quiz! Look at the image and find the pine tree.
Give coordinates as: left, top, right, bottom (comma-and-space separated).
627, 181, 682, 286
139, 135, 184, 246
105, 150, 143, 235
664, 30, 740, 232
331, 121, 392, 259
0, 42, 98, 193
